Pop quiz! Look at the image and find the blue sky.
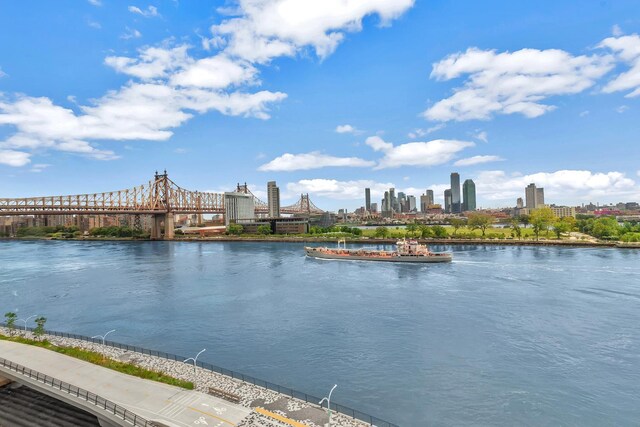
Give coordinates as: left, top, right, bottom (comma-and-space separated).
1, 0, 639, 210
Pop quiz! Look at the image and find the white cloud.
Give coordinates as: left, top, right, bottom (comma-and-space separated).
105, 45, 190, 80
128, 5, 159, 18
616, 105, 629, 113
0, 85, 286, 142
612, 25, 623, 37
0, 66, 6, 78
454, 155, 503, 167
211, 0, 415, 63
0, 150, 31, 167
472, 130, 488, 143
174, 148, 188, 154
637, 170, 640, 177
599, 34, 640, 97
424, 47, 614, 121
88, 0, 101, 6
475, 170, 638, 202
121, 27, 142, 40
87, 20, 101, 29
170, 55, 258, 89
0, 83, 286, 166
56, 140, 118, 160
30, 163, 50, 173
408, 124, 445, 138
258, 152, 375, 171
2, 1, 411, 167
335, 124, 358, 134
579, 110, 590, 117
364, 135, 393, 152
178, 89, 287, 119
365, 136, 474, 169
287, 179, 396, 200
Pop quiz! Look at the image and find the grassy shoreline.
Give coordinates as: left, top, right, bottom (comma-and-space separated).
0, 332, 194, 390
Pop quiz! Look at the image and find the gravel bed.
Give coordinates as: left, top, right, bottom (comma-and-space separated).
1, 328, 372, 427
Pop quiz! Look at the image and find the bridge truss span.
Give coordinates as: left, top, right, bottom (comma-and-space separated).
0, 172, 224, 216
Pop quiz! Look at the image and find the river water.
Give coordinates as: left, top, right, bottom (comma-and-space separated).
1, 240, 639, 426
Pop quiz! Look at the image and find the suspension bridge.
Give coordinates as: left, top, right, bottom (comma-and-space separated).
0, 171, 325, 239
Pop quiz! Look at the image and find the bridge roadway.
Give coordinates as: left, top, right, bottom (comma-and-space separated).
0, 340, 252, 427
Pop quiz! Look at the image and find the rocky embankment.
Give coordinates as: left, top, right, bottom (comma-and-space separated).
0, 328, 375, 427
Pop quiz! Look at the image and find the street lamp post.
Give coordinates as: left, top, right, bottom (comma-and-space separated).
16, 315, 37, 332
91, 329, 116, 345
319, 384, 337, 427
183, 348, 206, 377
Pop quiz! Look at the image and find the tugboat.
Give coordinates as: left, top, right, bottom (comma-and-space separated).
305, 239, 452, 263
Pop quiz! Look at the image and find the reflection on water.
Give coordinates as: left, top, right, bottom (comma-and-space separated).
0, 240, 639, 426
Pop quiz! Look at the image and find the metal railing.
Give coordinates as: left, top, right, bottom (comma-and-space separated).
1, 324, 399, 427
0, 356, 149, 426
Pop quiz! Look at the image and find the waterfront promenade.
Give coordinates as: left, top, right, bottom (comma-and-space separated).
0, 328, 382, 427
0, 339, 252, 427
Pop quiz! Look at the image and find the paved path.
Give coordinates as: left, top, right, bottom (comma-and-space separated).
0, 340, 252, 427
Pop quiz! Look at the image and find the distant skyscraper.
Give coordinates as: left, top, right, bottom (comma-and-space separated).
407, 195, 417, 212
370, 202, 378, 213
389, 188, 397, 212
365, 188, 371, 212
383, 191, 390, 212
462, 179, 476, 211
420, 194, 430, 212
426, 189, 434, 207
516, 197, 524, 209
444, 189, 452, 214
450, 173, 461, 213
397, 192, 406, 212
536, 188, 545, 207
267, 181, 280, 217
525, 183, 537, 209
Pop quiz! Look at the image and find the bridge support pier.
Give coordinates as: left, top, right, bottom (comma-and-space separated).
151, 215, 162, 240
165, 213, 174, 240
150, 213, 174, 240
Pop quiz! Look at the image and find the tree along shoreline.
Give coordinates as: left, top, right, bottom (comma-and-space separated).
2, 235, 638, 248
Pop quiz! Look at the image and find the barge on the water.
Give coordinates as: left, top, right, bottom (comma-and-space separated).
305, 239, 452, 263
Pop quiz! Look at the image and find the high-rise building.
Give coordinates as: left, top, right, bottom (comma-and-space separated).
397, 192, 406, 212
382, 191, 390, 213
365, 188, 371, 212
370, 202, 378, 213
420, 194, 430, 212
462, 179, 476, 212
225, 192, 255, 225
525, 183, 537, 209
389, 188, 397, 212
516, 197, 524, 209
536, 188, 545, 207
407, 195, 417, 212
444, 189, 452, 214
267, 181, 280, 217
426, 189, 434, 207
450, 173, 461, 213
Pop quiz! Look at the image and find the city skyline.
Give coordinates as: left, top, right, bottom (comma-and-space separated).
1, 1, 640, 210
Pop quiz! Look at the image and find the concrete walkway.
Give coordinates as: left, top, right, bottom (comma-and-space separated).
0, 340, 252, 427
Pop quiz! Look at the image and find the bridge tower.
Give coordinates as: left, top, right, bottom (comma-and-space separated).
150, 170, 175, 240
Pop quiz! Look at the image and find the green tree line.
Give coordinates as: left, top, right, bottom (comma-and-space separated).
577, 216, 640, 241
